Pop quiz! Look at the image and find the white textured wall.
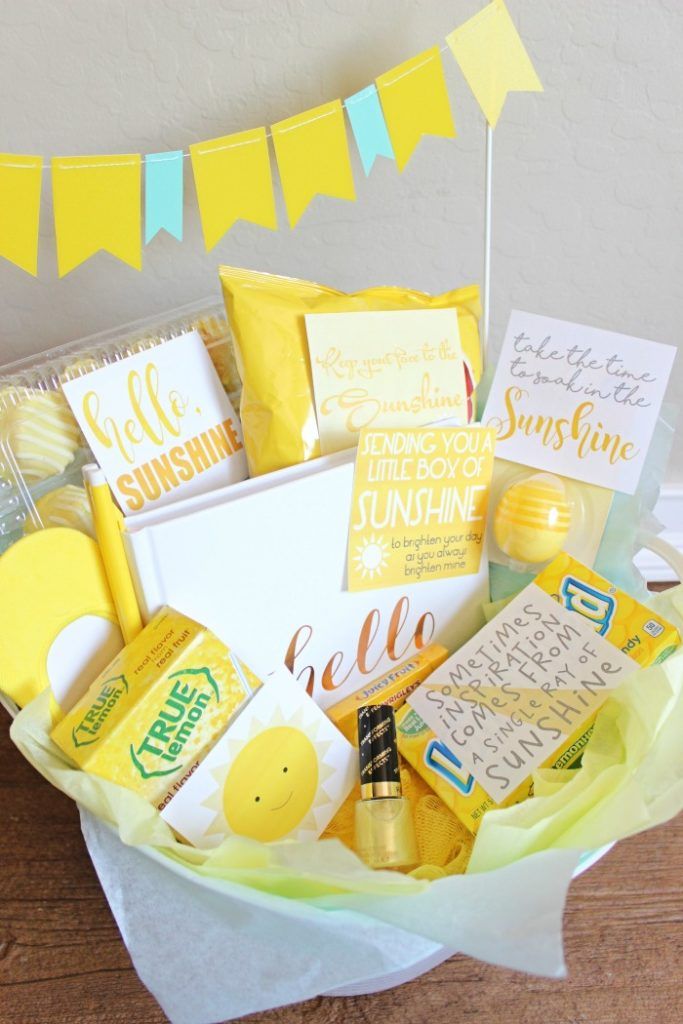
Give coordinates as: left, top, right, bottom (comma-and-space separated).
1, 0, 681, 478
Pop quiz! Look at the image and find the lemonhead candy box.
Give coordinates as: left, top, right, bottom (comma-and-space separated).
534, 552, 681, 666
407, 553, 681, 819
51, 607, 261, 807
395, 703, 531, 834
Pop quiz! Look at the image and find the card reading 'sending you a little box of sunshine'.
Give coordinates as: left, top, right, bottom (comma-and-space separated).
347, 425, 496, 592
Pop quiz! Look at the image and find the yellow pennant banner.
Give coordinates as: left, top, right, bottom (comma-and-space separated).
190, 127, 277, 250
447, 0, 542, 128
271, 100, 355, 228
0, 154, 42, 275
3, 9, 543, 276
52, 154, 141, 277
376, 47, 456, 172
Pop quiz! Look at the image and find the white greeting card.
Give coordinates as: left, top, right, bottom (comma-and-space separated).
482, 311, 676, 494
408, 583, 635, 803
305, 308, 468, 455
161, 671, 356, 847
62, 330, 248, 515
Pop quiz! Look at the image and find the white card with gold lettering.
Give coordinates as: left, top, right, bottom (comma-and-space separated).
482, 311, 676, 494
63, 330, 247, 515
408, 582, 635, 803
305, 308, 468, 455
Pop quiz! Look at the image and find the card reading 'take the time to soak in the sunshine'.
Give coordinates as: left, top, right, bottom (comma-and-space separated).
482, 311, 676, 494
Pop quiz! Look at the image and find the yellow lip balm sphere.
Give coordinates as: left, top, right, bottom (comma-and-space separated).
493, 473, 572, 565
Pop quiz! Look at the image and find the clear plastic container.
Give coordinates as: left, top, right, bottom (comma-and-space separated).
0, 298, 240, 553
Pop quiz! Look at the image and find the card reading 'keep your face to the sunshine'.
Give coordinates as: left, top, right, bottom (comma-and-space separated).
305, 308, 468, 455
482, 311, 676, 494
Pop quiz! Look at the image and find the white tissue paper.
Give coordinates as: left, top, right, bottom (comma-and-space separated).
80, 809, 580, 1024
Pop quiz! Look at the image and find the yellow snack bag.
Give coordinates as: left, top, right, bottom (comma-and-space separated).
219, 266, 482, 477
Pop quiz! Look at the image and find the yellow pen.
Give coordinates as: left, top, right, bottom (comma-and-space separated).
83, 463, 143, 644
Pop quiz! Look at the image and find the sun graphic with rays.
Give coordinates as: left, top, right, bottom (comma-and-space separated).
201, 701, 339, 843
352, 533, 390, 580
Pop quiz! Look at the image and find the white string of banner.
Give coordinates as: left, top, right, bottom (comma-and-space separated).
0, 39, 495, 357
0, 44, 454, 172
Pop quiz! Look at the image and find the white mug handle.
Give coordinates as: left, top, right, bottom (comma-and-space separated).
637, 531, 683, 583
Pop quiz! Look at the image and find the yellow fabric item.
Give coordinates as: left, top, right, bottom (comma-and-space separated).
52, 154, 141, 276
414, 793, 472, 867
190, 128, 277, 250
321, 761, 473, 877
271, 100, 356, 228
219, 266, 482, 477
0, 154, 42, 275
376, 47, 456, 171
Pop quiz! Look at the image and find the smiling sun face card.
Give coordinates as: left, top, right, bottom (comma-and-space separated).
160, 671, 356, 847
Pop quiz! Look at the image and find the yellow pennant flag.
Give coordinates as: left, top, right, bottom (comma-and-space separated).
447, 0, 543, 128
271, 100, 355, 228
190, 127, 277, 250
376, 47, 456, 172
52, 154, 141, 277
0, 154, 42, 276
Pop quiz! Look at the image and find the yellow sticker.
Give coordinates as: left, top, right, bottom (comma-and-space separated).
304, 307, 468, 455
347, 425, 496, 592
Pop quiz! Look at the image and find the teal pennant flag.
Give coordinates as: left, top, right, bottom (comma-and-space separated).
344, 84, 395, 175
145, 150, 183, 243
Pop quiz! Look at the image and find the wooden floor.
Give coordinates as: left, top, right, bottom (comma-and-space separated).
2, 580, 682, 1023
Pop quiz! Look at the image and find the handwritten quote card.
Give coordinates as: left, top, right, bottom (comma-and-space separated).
347, 425, 496, 592
483, 311, 676, 493
408, 583, 635, 802
305, 308, 468, 455
63, 331, 248, 515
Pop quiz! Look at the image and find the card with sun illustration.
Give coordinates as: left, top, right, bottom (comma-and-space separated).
347, 425, 496, 592
160, 671, 356, 848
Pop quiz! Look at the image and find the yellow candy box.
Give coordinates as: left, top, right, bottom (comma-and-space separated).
535, 553, 680, 666
398, 553, 681, 833
51, 607, 261, 809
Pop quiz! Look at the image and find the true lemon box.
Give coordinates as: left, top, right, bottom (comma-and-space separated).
399, 553, 680, 833
51, 607, 261, 809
